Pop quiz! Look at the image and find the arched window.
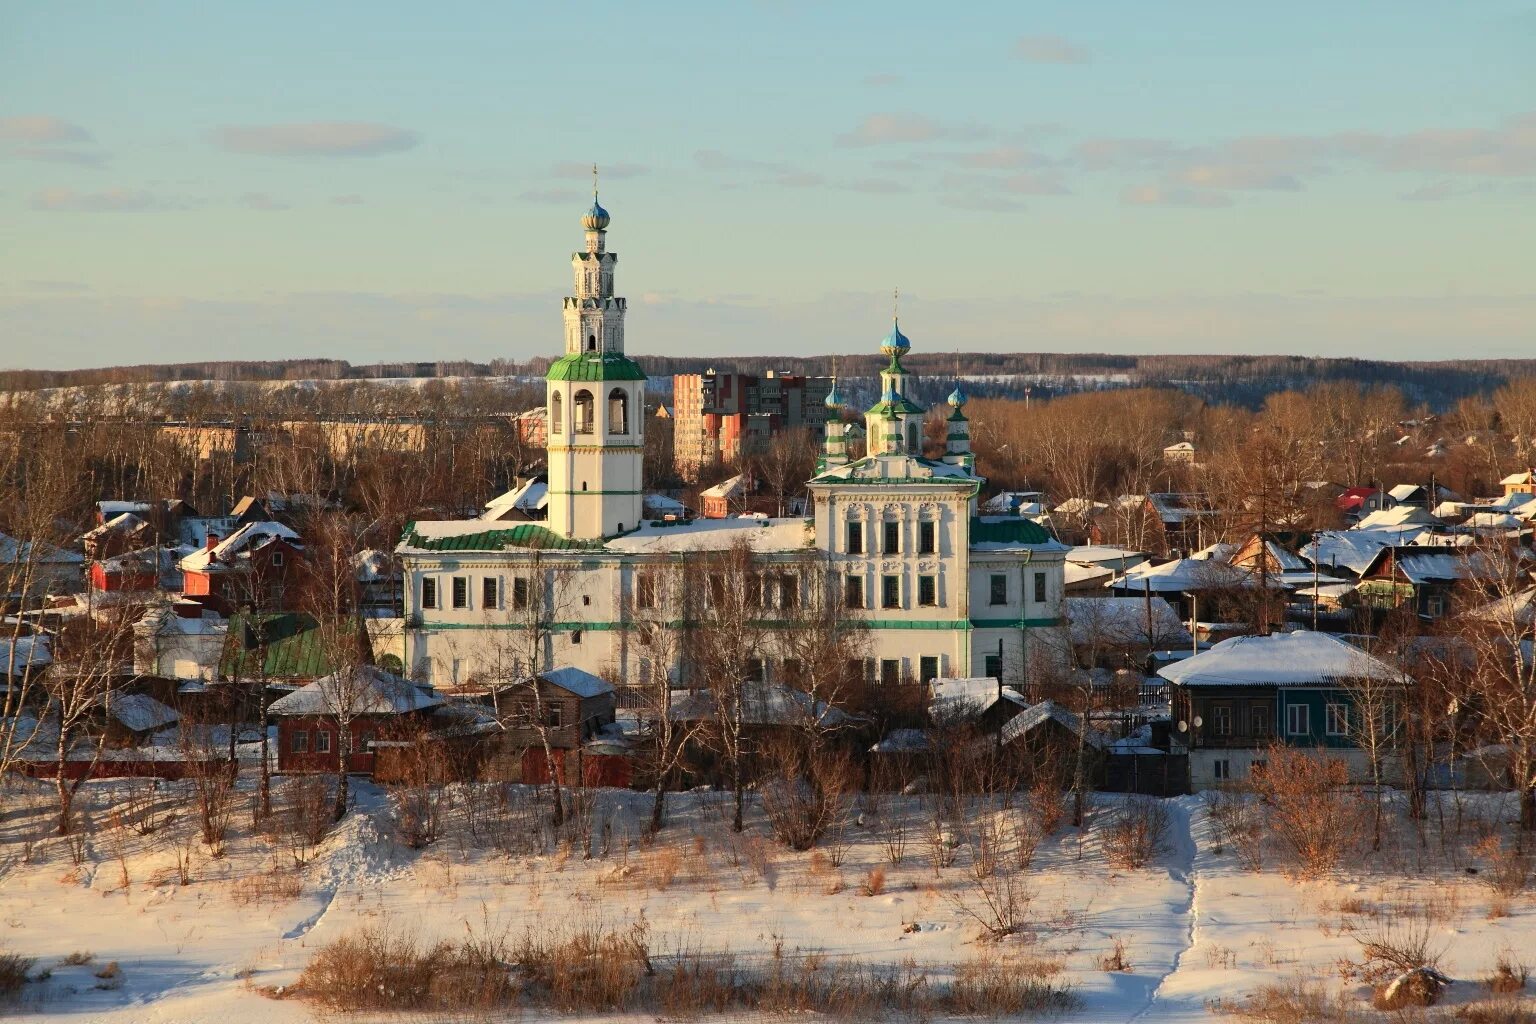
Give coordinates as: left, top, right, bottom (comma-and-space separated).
587, 333, 597, 352
608, 388, 628, 435
573, 389, 595, 435
550, 391, 563, 434
907, 422, 920, 453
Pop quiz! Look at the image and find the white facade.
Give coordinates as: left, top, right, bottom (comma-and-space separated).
397, 198, 1068, 694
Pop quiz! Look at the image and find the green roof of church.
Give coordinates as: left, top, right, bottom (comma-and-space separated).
401, 522, 603, 552
970, 516, 1053, 545
865, 396, 926, 417
546, 352, 647, 382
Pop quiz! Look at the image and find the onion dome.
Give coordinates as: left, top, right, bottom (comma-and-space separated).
824, 379, 844, 409
582, 199, 611, 231
880, 318, 911, 356
947, 382, 968, 408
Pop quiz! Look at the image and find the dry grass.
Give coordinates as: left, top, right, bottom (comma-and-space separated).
230, 868, 302, 906
862, 866, 886, 896
59, 951, 93, 967
0, 951, 35, 999
1099, 936, 1132, 972
1209, 976, 1356, 1023
1487, 950, 1531, 995
1103, 797, 1169, 870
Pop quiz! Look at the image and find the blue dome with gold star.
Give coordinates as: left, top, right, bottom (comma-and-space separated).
582, 200, 611, 231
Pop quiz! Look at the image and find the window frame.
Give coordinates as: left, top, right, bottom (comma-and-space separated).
291, 729, 308, 753
1286, 702, 1311, 736
844, 575, 864, 609
989, 573, 1007, 606
983, 654, 1002, 681
918, 519, 936, 555
482, 576, 500, 610
846, 521, 864, 555
1033, 571, 1047, 604
451, 575, 469, 610
421, 577, 438, 610
883, 520, 900, 555
880, 658, 900, 687
919, 655, 939, 685
918, 574, 937, 607
1325, 702, 1349, 737
315, 729, 332, 754
881, 574, 900, 610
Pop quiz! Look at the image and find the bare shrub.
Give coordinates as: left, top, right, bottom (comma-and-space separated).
1352, 915, 1447, 984
1474, 835, 1531, 898
1104, 797, 1169, 869
862, 866, 886, 896
119, 780, 164, 836
0, 951, 35, 999
949, 869, 1031, 939
512, 917, 652, 1012
274, 777, 333, 866
873, 805, 909, 865
392, 776, 446, 850
646, 847, 682, 890
1211, 976, 1350, 1022
1028, 778, 1066, 837
231, 864, 303, 905
60, 951, 93, 966
759, 744, 854, 852
1100, 937, 1132, 972
1010, 812, 1043, 871
1486, 949, 1529, 995
1247, 746, 1358, 878
1204, 788, 1265, 871
92, 961, 122, 990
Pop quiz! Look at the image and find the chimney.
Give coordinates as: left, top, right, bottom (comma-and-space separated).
205, 532, 219, 551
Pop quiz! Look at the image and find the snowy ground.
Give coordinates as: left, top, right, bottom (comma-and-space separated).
0, 779, 1532, 1022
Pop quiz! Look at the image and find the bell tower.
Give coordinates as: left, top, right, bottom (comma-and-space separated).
544, 170, 647, 540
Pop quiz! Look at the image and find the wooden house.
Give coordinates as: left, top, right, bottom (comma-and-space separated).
1356, 546, 1468, 619
267, 665, 444, 775
475, 666, 618, 782
1161, 630, 1404, 790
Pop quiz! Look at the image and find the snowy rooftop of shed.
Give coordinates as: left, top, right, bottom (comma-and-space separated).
1158, 630, 1401, 688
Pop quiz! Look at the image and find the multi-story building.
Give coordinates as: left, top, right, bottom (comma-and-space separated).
396, 193, 1068, 693
672, 369, 834, 477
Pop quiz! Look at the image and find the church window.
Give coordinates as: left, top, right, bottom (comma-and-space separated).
777, 574, 798, 609
1033, 571, 1047, 604
907, 422, 919, 452
881, 575, 900, 609
883, 520, 900, 554
421, 577, 437, 609
920, 656, 939, 684
550, 392, 563, 433
451, 576, 469, 609
984, 654, 1002, 681
844, 575, 864, 609
636, 573, 656, 609
989, 574, 1007, 606
608, 388, 628, 434
745, 658, 765, 682
512, 577, 530, 610
587, 333, 597, 352
573, 390, 595, 434
919, 520, 936, 555
482, 576, 500, 610
880, 659, 900, 687
918, 575, 937, 607
845, 521, 863, 554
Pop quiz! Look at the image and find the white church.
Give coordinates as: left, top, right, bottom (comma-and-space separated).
396, 193, 1069, 693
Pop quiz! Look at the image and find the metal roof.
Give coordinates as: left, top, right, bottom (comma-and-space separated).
546, 352, 647, 382
402, 522, 602, 552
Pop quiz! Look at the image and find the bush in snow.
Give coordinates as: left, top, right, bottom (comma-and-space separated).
1103, 796, 1169, 870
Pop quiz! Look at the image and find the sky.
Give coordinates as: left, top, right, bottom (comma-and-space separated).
2, 1, 1534, 371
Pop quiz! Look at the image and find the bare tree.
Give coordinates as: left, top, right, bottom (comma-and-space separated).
627, 559, 706, 833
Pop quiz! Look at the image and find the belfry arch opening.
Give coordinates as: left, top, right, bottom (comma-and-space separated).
573, 389, 595, 434
608, 388, 628, 435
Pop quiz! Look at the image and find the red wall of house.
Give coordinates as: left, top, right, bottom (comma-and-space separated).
91, 564, 156, 592
276, 715, 383, 775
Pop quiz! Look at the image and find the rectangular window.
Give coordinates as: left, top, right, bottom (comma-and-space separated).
881, 574, 900, 609
844, 575, 864, 609
746, 573, 763, 609
1212, 705, 1232, 737
315, 730, 332, 754
784, 658, 804, 683
984, 654, 1002, 681
989, 574, 1007, 606
708, 573, 726, 608
880, 658, 900, 687
918, 574, 937, 607
1033, 571, 1047, 604
778, 574, 798, 610
271, 551, 284, 567
451, 576, 469, 609
919, 655, 939, 685
636, 573, 656, 610
1325, 703, 1349, 736
482, 576, 499, 610
919, 520, 936, 555
883, 520, 900, 554
546, 703, 564, 729
291, 729, 308, 753
1213, 759, 1230, 782
1251, 705, 1270, 738
451, 658, 465, 685
745, 657, 764, 682
571, 629, 582, 645
512, 576, 530, 610
1286, 703, 1310, 736
846, 522, 863, 554
421, 577, 438, 609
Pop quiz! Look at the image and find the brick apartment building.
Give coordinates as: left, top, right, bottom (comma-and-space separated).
672, 369, 834, 478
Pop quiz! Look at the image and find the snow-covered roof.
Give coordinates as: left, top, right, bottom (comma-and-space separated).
1355, 506, 1439, 531
178, 521, 300, 572
536, 665, 613, 699
483, 478, 548, 519
980, 491, 1048, 516
809, 452, 976, 485
1053, 497, 1108, 517
351, 548, 398, 583
1, 635, 51, 674
1464, 511, 1524, 531
870, 727, 930, 753
106, 693, 179, 733
267, 665, 443, 716
699, 473, 748, 500
669, 682, 852, 728
1158, 630, 1401, 688
1163, 441, 1195, 453
1107, 558, 1277, 593
1190, 541, 1238, 562
1146, 493, 1213, 523
929, 676, 1027, 720
1387, 484, 1425, 502
1066, 596, 1192, 648
97, 500, 151, 518
643, 493, 688, 517
1067, 546, 1147, 568
1000, 700, 1104, 749
1370, 548, 1471, 584
0, 531, 84, 565
82, 512, 148, 543
1500, 471, 1534, 486
606, 516, 813, 554
1303, 529, 1420, 575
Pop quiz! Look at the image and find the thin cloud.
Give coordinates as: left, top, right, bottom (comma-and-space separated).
836, 112, 988, 147
518, 187, 582, 205
863, 73, 903, 87
837, 177, 909, 194
5, 146, 108, 167
945, 146, 1052, 170
213, 122, 419, 158
0, 116, 92, 143
1121, 184, 1232, 208
330, 193, 365, 205
238, 191, 290, 210
29, 187, 167, 212
1014, 35, 1091, 65
772, 171, 825, 188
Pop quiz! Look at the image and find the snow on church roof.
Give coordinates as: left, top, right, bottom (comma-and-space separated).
606, 517, 813, 554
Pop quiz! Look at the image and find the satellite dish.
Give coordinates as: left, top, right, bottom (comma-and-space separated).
1177, 720, 1188, 732
1192, 715, 1203, 729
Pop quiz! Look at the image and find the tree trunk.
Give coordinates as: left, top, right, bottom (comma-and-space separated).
332, 721, 350, 823
650, 781, 666, 835
55, 707, 73, 835
1522, 784, 1535, 834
